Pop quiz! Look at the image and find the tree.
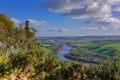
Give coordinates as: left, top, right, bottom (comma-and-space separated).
0, 13, 14, 44
0, 13, 14, 33
14, 24, 27, 47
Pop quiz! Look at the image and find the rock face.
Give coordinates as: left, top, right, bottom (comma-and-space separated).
0, 42, 6, 52
0, 42, 9, 49
0, 42, 2, 46
0, 42, 5, 47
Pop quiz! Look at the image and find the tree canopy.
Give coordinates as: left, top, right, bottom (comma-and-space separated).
0, 13, 14, 32
0, 13, 14, 43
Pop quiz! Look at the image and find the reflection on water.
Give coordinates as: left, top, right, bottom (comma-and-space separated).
57, 44, 72, 60
55, 42, 90, 66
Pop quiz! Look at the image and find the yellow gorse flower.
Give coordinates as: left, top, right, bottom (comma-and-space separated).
0, 53, 8, 64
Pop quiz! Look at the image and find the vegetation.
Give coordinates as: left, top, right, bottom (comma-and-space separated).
64, 40, 120, 63
70, 40, 120, 56
0, 13, 120, 80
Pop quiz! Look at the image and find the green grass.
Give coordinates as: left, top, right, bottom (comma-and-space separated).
37, 40, 53, 54
101, 42, 120, 50
98, 42, 120, 56
40, 47, 52, 54
79, 47, 97, 55
72, 41, 120, 56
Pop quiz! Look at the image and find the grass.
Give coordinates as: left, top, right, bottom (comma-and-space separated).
40, 47, 52, 54
98, 42, 120, 56
101, 42, 120, 50
37, 40, 53, 54
71, 41, 120, 56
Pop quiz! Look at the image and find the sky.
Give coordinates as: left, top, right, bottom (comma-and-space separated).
0, 0, 120, 37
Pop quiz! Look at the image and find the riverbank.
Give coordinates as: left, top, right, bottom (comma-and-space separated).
64, 53, 100, 64
54, 42, 97, 66
57, 44, 72, 60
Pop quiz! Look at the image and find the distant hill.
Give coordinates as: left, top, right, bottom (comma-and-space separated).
36, 36, 120, 41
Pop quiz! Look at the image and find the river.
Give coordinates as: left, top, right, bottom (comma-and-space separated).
57, 44, 72, 60
55, 42, 90, 66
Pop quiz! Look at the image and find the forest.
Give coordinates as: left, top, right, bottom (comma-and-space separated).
0, 13, 120, 80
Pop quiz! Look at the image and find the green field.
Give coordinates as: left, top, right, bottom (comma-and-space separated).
96, 42, 120, 56
37, 40, 61, 54
38, 40, 120, 63
40, 47, 52, 54
70, 40, 120, 56
64, 40, 120, 63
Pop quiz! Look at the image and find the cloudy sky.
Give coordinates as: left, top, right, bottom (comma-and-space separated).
0, 0, 120, 36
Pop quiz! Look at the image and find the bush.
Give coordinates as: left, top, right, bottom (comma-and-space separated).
9, 50, 29, 68
0, 53, 9, 77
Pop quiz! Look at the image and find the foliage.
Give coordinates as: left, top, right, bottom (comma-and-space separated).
0, 14, 13, 32
0, 52, 9, 77
1, 13, 120, 80
0, 13, 14, 44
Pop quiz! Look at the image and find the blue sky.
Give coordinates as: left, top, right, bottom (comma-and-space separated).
0, 0, 120, 36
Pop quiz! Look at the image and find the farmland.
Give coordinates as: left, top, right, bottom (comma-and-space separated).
65, 40, 120, 63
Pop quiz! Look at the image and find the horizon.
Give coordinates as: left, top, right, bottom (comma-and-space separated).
1, 0, 120, 36
36, 35, 120, 37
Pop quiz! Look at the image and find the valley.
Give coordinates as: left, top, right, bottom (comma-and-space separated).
38, 36, 120, 64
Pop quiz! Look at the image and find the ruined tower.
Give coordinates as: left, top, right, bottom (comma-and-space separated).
25, 20, 30, 31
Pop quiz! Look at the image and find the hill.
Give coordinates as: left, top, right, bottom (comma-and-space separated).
37, 36, 120, 41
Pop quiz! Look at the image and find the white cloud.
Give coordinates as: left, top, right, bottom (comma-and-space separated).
64, 4, 111, 19
98, 26, 107, 31
28, 19, 47, 26
10, 18, 21, 24
42, 0, 120, 26
79, 26, 108, 31
47, 28, 69, 32
114, 7, 120, 12
58, 28, 70, 32
80, 27, 97, 31
47, 28, 58, 32
86, 17, 120, 25
42, 0, 82, 13
110, 25, 120, 30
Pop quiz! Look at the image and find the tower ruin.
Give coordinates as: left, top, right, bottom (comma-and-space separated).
25, 20, 30, 31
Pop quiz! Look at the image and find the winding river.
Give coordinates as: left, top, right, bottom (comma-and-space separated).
57, 44, 72, 60
55, 42, 90, 66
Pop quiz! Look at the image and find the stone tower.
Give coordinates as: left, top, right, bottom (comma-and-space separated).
25, 20, 30, 31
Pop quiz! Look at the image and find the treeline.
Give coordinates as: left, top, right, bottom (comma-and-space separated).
0, 49, 120, 80
0, 13, 120, 80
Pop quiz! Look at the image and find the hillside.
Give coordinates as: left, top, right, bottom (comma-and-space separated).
1, 13, 120, 80
37, 36, 120, 41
